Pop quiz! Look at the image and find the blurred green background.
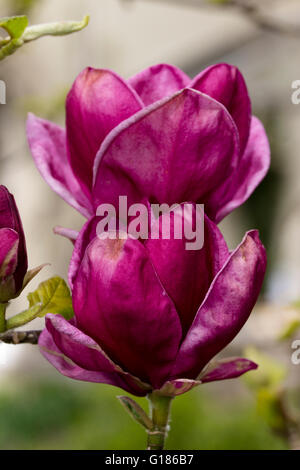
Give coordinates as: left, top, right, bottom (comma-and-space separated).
0, 378, 288, 450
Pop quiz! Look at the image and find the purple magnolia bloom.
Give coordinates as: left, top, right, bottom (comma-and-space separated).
0, 186, 28, 302
27, 63, 270, 224
39, 204, 266, 397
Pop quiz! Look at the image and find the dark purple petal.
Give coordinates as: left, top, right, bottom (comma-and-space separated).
199, 357, 258, 383
26, 114, 93, 218
93, 89, 240, 217
0, 228, 19, 278
66, 67, 143, 194
145, 204, 229, 334
171, 230, 266, 379
191, 63, 251, 154
39, 317, 149, 396
128, 63, 190, 105
73, 234, 182, 389
68, 216, 99, 288
0, 186, 27, 290
157, 378, 201, 397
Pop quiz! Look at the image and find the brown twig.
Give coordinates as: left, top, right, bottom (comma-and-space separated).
227, 0, 300, 37
0, 330, 42, 345
127, 0, 300, 37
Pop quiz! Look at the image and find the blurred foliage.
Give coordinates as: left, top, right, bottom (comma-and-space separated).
279, 301, 300, 340
0, 379, 287, 450
244, 347, 287, 390
243, 347, 297, 441
4, 0, 40, 16
240, 106, 283, 294
242, 107, 283, 250
21, 87, 67, 121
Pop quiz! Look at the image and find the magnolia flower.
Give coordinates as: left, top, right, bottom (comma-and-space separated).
27, 63, 270, 224
39, 204, 266, 397
0, 186, 28, 302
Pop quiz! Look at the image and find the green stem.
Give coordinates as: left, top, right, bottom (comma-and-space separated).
147, 392, 173, 450
0, 303, 7, 333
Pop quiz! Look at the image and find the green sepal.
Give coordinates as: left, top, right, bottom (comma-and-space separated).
21, 264, 49, 291
117, 396, 153, 430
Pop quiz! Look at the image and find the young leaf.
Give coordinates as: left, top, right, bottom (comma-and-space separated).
0, 16, 28, 39
117, 396, 153, 430
0, 15, 89, 61
23, 16, 89, 42
6, 276, 74, 330
27, 276, 74, 319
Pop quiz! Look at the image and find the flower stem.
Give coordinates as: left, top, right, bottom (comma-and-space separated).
147, 392, 173, 450
0, 303, 7, 333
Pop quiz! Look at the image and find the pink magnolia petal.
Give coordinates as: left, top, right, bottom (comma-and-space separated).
191, 63, 251, 154
199, 357, 258, 383
53, 226, 79, 245
172, 230, 266, 379
93, 89, 240, 216
73, 234, 182, 389
66, 67, 143, 193
212, 116, 271, 223
145, 204, 229, 334
128, 63, 190, 105
26, 114, 92, 218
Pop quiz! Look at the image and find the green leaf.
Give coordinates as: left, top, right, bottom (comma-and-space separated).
6, 276, 74, 330
27, 276, 74, 319
117, 396, 153, 430
256, 388, 289, 433
0, 16, 28, 39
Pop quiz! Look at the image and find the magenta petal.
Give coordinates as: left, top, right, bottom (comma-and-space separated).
212, 117, 271, 223
145, 204, 229, 334
73, 235, 182, 389
0, 186, 27, 290
40, 314, 150, 396
128, 63, 190, 105
93, 89, 240, 213
172, 230, 266, 379
53, 226, 79, 245
0, 228, 19, 278
26, 114, 92, 218
158, 379, 201, 397
66, 67, 143, 193
191, 63, 251, 154
68, 216, 99, 289
199, 357, 258, 383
